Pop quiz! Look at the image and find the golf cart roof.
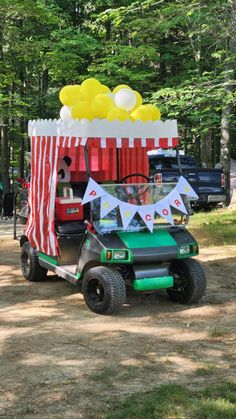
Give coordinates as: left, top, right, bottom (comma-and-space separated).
28, 119, 179, 149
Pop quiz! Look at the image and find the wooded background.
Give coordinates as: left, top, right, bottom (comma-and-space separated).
0, 0, 235, 196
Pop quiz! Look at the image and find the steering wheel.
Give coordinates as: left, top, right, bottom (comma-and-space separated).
117, 173, 150, 202
118, 173, 150, 184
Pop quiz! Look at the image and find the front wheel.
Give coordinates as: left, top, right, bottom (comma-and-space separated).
167, 258, 206, 304
82, 267, 126, 314
20, 241, 47, 282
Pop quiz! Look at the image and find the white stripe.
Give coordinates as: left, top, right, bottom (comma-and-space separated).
75, 137, 80, 147
62, 136, 67, 147
81, 137, 87, 146
154, 138, 160, 147
168, 138, 173, 147
129, 138, 134, 148
101, 138, 106, 148
141, 138, 146, 147
68, 137, 72, 147
116, 138, 122, 148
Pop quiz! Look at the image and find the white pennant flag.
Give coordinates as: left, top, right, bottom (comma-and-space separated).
100, 194, 119, 218
138, 205, 155, 232
177, 176, 198, 199
119, 202, 137, 230
155, 198, 174, 225
168, 187, 188, 214
82, 178, 106, 205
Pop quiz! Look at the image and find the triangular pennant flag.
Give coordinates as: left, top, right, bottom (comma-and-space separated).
155, 198, 174, 225
177, 176, 198, 199
119, 202, 137, 230
82, 178, 106, 205
168, 187, 188, 214
100, 194, 119, 218
138, 205, 155, 232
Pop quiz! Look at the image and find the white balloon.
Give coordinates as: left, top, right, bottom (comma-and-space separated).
114, 88, 136, 111
60, 105, 72, 120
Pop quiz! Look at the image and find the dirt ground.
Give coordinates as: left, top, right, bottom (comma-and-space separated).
0, 237, 235, 418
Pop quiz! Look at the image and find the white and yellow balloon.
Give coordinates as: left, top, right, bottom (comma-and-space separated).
59, 78, 161, 122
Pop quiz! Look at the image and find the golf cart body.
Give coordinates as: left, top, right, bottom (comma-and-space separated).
20, 118, 206, 314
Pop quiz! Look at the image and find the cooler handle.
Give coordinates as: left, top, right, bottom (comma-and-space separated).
63, 187, 73, 199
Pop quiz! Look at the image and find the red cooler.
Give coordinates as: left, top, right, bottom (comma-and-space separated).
55, 197, 83, 221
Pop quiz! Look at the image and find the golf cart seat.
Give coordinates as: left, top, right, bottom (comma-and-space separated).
55, 220, 86, 236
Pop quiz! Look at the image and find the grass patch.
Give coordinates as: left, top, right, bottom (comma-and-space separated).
195, 363, 218, 377
188, 208, 236, 246
209, 326, 229, 338
104, 380, 236, 419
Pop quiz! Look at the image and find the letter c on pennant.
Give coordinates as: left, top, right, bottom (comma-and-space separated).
145, 214, 151, 221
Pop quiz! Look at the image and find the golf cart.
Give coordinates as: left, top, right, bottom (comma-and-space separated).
20, 118, 206, 314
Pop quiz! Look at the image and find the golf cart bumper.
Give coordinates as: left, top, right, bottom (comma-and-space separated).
132, 264, 174, 291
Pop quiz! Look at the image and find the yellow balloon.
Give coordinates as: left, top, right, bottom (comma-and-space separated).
107, 107, 131, 121
132, 90, 143, 110
113, 84, 132, 93
80, 78, 102, 101
91, 94, 114, 118
131, 105, 153, 122
71, 101, 94, 120
99, 84, 111, 94
59, 85, 82, 106
145, 104, 161, 121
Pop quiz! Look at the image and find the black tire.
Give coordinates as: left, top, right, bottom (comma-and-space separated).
167, 258, 206, 304
20, 241, 47, 282
82, 266, 126, 314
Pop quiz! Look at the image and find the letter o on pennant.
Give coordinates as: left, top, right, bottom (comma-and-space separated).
162, 208, 169, 216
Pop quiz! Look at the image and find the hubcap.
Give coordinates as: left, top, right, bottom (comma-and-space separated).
87, 277, 105, 305
21, 251, 30, 275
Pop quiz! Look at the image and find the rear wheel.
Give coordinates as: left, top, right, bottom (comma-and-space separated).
82, 266, 126, 314
167, 258, 206, 304
20, 241, 47, 281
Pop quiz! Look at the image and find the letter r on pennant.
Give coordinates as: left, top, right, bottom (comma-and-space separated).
174, 199, 181, 207
89, 190, 97, 196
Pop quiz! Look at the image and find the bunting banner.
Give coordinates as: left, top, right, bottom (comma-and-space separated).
82, 177, 106, 204
82, 177, 198, 231
138, 205, 155, 232
155, 199, 174, 226
100, 194, 120, 219
119, 203, 138, 230
168, 188, 188, 214
177, 176, 199, 199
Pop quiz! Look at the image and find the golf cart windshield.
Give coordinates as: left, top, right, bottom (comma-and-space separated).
92, 182, 190, 234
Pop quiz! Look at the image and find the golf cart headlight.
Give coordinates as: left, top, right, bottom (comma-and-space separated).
179, 245, 190, 255
113, 250, 127, 260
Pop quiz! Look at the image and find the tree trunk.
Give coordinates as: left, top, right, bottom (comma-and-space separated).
1, 120, 10, 193
200, 131, 212, 168
220, 0, 236, 205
